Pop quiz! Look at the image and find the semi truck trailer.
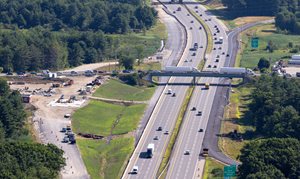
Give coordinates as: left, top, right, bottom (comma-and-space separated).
219, 67, 254, 75
164, 66, 198, 73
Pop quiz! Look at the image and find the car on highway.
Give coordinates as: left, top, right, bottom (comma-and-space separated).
195, 6, 198, 9
208, 18, 212, 21
187, 13, 190, 16
222, 52, 225, 55
191, 107, 196, 111
213, 65, 217, 68
216, 55, 220, 58
157, 126, 162, 131
217, 30, 220, 33
184, 150, 190, 155
200, 45, 203, 48
214, 37, 217, 40
189, 59, 193, 62
164, 131, 169, 135
227, 54, 230, 57
153, 136, 159, 140
198, 129, 204, 132
213, 33, 216, 36
172, 93, 176, 97
190, 27, 193, 30
197, 111, 202, 116
132, 166, 138, 174
196, 10, 198, 13
173, 11, 176, 14
184, 59, 188, 62
199, 27, 202, 30
205, 19, 207, 21
216, 59, 219, 62
200, 14, 202, 16
208, 65, 211, 68
192, 52, 196, 56
218, 47, 222, 50
191, 20, 194, 23
214, 25, 218, 28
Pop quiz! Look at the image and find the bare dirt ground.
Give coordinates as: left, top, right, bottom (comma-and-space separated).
233, 16, 274, 27
62, 62, 118, 72
10, 62, 114, 179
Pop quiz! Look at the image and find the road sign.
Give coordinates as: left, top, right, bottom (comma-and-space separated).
224, 165, 236, 178
251, 37, 259, 48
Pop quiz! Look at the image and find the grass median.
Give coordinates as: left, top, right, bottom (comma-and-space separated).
157, 86, 194, 178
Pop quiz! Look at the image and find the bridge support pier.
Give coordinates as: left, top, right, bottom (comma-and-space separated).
193, 76, 196, 85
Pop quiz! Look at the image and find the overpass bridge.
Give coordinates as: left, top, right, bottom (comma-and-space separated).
148, 71, 251, 85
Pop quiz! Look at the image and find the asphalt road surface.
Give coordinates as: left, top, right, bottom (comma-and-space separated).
166, 3, 231, 179
122, 2, 208, 178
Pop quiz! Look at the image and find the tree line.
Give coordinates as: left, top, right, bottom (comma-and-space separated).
0, 78, 65, 178
222, 0, 300, 34
237, 75, 300, 178
0, 0, 157, 33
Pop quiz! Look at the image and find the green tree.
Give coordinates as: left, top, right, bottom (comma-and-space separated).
135, 45, 145, 65
257, 57, 270, 70
119, 55, 135, 70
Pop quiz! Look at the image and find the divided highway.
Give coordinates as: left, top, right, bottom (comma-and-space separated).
122, 3, 208, 178
166, 4, 230, 179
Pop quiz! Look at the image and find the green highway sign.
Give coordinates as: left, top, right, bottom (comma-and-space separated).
224, 165, 236, 178
251, 37, 259, 48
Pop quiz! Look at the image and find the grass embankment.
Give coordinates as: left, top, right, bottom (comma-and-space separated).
73, 100, 146, 136
93, 79, 156, 101
77, 137, 134, 179
157, 87, 194, 178
108, 20, 167, 59
219, 85, 254, 160
203, 157, 225, 179
187, 6, 213, 54
239, 23, 300, 68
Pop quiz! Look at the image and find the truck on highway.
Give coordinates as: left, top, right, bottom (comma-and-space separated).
164, 66, 198, 73
205, 83, 210, 89
219, 67, 254, 75
147, 143, 155, 158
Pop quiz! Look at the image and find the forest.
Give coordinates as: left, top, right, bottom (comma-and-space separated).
238, 76, 300, 178
0, 0, 157, 72
0, 78, 65, 178
221, 0, 300, 34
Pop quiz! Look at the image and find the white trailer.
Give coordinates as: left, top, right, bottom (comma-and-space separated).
164, 66, 198, 72
219, 67, 254, 75
291, 55, 300, 60
147, 143, 155, 158
219, 37, 224, 44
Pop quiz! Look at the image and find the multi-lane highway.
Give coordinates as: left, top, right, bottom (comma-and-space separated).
166, 4, 230, 179
122, 2, 208, 178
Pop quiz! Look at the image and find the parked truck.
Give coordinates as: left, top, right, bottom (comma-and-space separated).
147, 143, 155, 158
219, 37, 224, 44
164, 66, 198, 73
219, 67, 254, 75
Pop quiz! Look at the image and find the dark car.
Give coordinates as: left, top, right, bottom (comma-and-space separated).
216, 59, 219, 62
172, 93, 176, 97
213, 65, 217, 68
157, 126, 162, 131
6, 72, 13, 75
192, 52, 196, 56
191, 107, 196, 111
226, 54, 230, 57
199, 27, 202, 30
198, 129, 204, 132
207, 65, 211, 68
197, 111, 202, 116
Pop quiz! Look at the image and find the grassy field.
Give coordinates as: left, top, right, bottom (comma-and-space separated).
93, 79, 156, 101
97, 61, 161, 72
203, 158, 224, 179
219, 84, 254, 160
73, 100, 146, 136
109, 20, 167, 59
239, 23, 300, 68
77, 137, 134, 179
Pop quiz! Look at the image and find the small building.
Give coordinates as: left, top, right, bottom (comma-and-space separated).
21, 94, 31, 103
48, 72, 57, 78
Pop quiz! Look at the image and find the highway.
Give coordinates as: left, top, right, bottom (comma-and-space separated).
122, 2, 208, 178
166, 3, 230, 179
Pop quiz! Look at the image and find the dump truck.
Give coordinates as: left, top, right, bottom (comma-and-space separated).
147, 143, 155, 158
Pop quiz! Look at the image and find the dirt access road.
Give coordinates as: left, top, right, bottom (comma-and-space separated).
10, 62, 114, 179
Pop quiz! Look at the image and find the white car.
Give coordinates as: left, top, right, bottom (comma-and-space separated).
132, 166, 138, 174
184, 150, 190, 155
